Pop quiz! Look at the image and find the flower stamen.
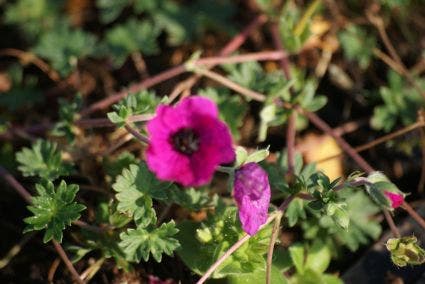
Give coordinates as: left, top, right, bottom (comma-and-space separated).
171, 128, 200, 155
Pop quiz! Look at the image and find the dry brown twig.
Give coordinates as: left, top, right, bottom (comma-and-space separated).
0, 48, 60, 82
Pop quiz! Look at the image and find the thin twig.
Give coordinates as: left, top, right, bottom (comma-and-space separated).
219, 14, 267, 56
124, 124, 150, 144
81, 21, 285, 117
418, 126, 425, 193
0, 166, 32, 203
80, 65, 186, 116
401, 202, 425, 231
192, 68, 266, 102
269, 23, 291, 79
383, 210, 401, 238
76, 113, 154, 129
48, 258, 61, 283
269, 22, 298, 180
286, 112, 297, 177
315, 120, 425, 164
296, 109, 402, 237
266, 213, 283, 284
299, 108, 375, 173
0, 232, 35, 269
366, 11, 403, 68
52, 240, 84, 284
170, 14, 268, 101
81, 51, 283, 116
131, 52, 150, 78
373, 48, 405, 76
195, 51, 287, 66
0, 48, 60, 81
196, 234, 251, 284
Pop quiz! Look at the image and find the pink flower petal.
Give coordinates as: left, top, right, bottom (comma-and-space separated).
234, 163, 271, 235
146, 96, 234, 187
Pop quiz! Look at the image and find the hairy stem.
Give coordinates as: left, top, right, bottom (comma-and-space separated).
124, 123, 150, 144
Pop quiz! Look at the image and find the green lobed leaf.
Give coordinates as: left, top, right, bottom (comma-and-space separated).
103, 152, 138, 179
103, 18, 160, 67
177, 207, 272, 278
4, 0, 62, 40
371, 71, 425, 132
166, 186, 218, 211
112, 162, 171, 227
107, 90, 159, 127
339, 25, 375, 69
96, 0, 129, 24
51, 95, 82, 143
16, 139, 73, 180
33, 21, 96, 76
119, 221, 180, 263
23, 180, 86, 243
286, 198, 307, 227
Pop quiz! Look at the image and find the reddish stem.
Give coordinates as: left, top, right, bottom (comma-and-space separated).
286, 112, 297, 176
300, 108, 375, 173
269, 23, 291, 80
80, 65, 186, 116
52, 240, 84, 284
0, 166, 32, 203
219, 14, 267, 56
80, 15, 267, 117
401, 202, 425, 231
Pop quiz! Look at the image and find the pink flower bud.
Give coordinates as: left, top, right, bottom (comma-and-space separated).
234, 163, 271, 235
384, 191, 404, 208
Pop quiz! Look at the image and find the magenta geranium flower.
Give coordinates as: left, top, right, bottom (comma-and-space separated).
384, 191, 404, 208
234, 162, 271, 235
146, 96, 235, 187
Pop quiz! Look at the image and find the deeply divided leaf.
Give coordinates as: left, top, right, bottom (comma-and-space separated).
23, 180, 86, 243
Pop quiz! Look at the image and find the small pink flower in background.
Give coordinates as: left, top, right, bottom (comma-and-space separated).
384, 191, 404, 208
146, 96, 235, 187
148, 275, 175, 284
234, 162, 271, 235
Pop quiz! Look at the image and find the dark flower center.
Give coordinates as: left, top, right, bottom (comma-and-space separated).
171, 128, 200, 155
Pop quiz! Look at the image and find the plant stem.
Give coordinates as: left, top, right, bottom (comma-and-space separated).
315, 120, 425, 164
52, 240, 85, 284
0, 166, 32, 203
286, 112, 297, 177
80, 65, 186, 116
0, 48, 60, 82
383, 210, 401, 238
77, 114, 154, 129
401, 202, 425, 231
192, 67, 266, 102
0, 232, 35, 269
196, 234, 251, 284
124, 123, 150, 144
266, 212, 283, 284
299, 108, 375, 173
170, 14, 266, 101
